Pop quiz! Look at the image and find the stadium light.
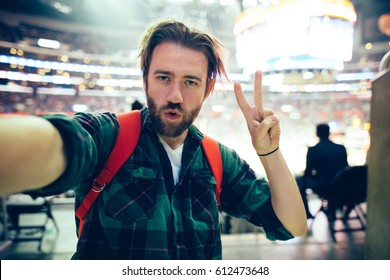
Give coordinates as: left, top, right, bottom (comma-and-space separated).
37, 38, 61, 49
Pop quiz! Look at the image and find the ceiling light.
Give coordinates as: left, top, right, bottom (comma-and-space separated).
37, 38, 61, 49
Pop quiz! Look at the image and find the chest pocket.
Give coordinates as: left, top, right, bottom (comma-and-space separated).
190, 171, 219, 224
104, 166, 158, 224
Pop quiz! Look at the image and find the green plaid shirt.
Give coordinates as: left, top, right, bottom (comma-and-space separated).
36, 108, 293, 259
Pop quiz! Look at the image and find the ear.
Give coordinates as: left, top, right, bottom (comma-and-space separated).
204, 78, 216, 100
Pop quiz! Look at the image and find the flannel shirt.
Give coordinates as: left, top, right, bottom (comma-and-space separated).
35, 108, 293, 259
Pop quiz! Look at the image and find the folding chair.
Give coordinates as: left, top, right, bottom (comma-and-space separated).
6, 194, 59, 251
311, 165, 368, 242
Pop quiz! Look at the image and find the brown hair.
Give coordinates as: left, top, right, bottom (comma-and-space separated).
139, 19, 228, 92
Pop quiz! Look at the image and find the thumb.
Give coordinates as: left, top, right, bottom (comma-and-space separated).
257, 115, 277, 137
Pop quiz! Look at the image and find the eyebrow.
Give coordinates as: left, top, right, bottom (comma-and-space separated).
153, 70, 203, 83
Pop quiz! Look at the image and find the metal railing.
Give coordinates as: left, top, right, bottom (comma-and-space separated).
379, 50, 390, 72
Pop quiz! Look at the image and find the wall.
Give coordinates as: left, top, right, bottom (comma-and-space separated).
366, 67, 390, 259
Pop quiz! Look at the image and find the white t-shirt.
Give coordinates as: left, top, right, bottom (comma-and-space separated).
158, 137, 184, 185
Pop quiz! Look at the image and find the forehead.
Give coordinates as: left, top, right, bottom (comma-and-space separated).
149, 42, 208, 79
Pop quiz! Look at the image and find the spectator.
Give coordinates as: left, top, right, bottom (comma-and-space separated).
297, 123, 349, 219
131, 99, 144, 110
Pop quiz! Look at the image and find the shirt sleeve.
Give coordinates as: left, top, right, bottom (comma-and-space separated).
219, 144, 294, 241
27, 112, 119, 198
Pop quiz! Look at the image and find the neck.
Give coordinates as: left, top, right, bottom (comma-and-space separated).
159, 130, 188, 149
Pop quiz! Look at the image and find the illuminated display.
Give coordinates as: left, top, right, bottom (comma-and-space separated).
234, 0, 356, 72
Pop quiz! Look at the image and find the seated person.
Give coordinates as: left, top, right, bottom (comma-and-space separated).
297, 123, 348, 219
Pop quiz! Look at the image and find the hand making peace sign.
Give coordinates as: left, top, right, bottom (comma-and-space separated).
234, 70, 280, 156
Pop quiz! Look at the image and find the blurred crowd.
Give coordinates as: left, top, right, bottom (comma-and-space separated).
1, 88, 371, 176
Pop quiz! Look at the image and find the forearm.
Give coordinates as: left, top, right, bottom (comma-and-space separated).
260, 149, 307, 237
0, 116, 67, 195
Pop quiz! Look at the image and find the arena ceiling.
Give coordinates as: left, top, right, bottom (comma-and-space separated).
0, 0, 389, 74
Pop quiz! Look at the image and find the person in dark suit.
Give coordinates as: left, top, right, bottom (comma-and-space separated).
298, 123, 349, 219
131, 99, 144, 110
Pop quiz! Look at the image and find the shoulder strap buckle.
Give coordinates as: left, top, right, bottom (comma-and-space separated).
91, 179, 106, 192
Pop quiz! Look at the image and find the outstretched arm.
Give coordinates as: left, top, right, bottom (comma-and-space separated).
234, 71, 307, 237
0, 115, 66, 195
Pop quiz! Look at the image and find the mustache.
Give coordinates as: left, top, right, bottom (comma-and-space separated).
162, 102, 184, 112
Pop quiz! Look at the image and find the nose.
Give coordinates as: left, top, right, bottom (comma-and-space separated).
166, 81, 183, 104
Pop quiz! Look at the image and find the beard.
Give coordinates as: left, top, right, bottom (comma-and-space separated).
146, 94, 202, 138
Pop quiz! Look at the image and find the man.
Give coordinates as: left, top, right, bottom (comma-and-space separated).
298, 124, 349, 219
0, 19, 306, 259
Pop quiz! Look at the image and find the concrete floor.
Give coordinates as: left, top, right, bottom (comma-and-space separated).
2, 197, 366, 260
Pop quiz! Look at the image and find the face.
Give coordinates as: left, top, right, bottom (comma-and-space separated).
145, 42, 210, 138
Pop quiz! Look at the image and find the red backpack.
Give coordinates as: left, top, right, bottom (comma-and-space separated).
75, 110, 223, 237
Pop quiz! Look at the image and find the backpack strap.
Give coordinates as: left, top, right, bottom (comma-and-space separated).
201, 135, 223, 207
75, 110, 141, 237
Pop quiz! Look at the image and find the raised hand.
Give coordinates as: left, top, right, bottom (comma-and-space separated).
234, 70, 280, 155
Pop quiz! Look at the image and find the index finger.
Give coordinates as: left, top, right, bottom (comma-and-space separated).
254, 70, 263, 109
234, 82, 251, 114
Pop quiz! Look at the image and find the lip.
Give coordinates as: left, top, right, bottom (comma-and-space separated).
163, 109, 182, 120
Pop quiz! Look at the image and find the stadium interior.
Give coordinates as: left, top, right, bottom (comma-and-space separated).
0, 0, 389, 260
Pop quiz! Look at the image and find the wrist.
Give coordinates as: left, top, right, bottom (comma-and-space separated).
257, 146, 279, 157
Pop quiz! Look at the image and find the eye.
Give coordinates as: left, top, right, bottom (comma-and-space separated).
157, 75, 170, 82
185, 80, 198, 87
